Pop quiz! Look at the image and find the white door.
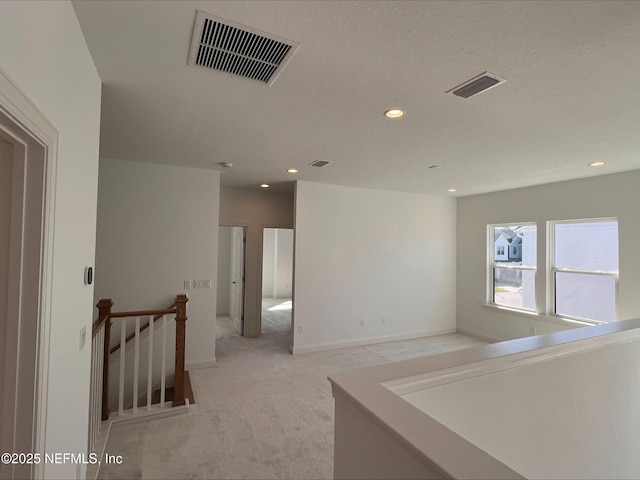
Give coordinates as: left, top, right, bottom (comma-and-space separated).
229, 227, 245, 335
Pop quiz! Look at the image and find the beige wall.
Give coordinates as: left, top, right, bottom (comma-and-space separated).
457, 170, 640, 341
219, 187, 294, 337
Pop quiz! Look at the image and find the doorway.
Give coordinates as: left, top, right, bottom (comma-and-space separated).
261, 228, 293, 348
216, 226, 246, 339
0, 135, 12, 460
0, 78, 55, 480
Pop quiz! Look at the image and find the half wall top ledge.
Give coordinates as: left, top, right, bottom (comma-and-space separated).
330, 317, 640, 479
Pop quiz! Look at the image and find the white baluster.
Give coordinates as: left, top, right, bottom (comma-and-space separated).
147, 315, 154, 410
98, 327, 104, 432
133, 317, 140, 413
94, 333, 98, 446
161, 315, 167, 406
119, 318, 126, 415
92, 330, 99, 445
89, 334, 95, 450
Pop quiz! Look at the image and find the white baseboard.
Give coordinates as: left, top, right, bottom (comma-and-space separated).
186, 359, 216, 370
292, 328, 457, 355
86, 421, 111, 480
456, 327, 506, 343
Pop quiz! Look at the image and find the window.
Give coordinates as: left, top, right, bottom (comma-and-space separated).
488, 224, 537, 310
550, 219, 618, 323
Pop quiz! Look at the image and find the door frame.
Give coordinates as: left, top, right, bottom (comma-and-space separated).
0, 69, 58, 480
219, 223, 248, 336
258, 223, 295, 348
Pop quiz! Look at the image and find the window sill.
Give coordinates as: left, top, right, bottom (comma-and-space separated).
482, 303, 539, 317
482, 304, 602, 328
545, 314, 601, 327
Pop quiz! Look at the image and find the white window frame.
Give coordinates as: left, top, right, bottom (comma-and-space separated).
487, 223, 537, 312
547, 218, 619, 324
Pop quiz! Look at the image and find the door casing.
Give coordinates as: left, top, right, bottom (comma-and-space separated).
0, 69, 58, 480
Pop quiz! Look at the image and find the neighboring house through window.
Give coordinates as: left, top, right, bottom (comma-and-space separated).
488, 224, 537, 311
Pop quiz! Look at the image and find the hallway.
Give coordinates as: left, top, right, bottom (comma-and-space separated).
99, 324, 486, 479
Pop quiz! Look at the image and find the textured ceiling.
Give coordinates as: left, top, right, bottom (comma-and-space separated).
72, 0, 640, 196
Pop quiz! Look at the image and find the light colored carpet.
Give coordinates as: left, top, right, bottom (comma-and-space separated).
98, 302, 487, 479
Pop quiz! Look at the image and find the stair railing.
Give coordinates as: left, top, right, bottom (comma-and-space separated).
88, 294, 188, 453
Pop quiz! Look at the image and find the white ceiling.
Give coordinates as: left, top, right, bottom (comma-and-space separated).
72, 0, 640, 196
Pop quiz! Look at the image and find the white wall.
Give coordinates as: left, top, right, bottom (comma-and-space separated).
262, 229, 276, 297
219, 187, 294, 337
274, 229, 293, 298
0, 2, 101, 477
293, 181, 457, 353
216, 227, 232, 316
457, 170, 640, 341
95, 158, 220, 369
262, 228, 293, 298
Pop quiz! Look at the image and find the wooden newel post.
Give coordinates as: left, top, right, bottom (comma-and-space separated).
173, 294, 188, 407
97, 298, 113, 421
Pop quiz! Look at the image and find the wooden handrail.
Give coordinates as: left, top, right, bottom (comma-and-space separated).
92, 299, 113, 338
173, 294, 188, 407
91, 295, 188, 421
96, 299, 113, 421
108, 307, 177, 319
109, 303, 177, 355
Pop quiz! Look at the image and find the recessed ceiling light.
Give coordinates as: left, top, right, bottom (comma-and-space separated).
260, 184, 270, 188
384, 108, 404, 119
589, 161, 606, 167
287, 168, 298, 173
448, 188, 457, 192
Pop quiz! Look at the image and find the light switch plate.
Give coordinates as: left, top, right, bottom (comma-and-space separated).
79, 326, 87, 351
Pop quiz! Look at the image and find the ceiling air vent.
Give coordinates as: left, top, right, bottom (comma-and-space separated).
309, 159, 332, 168
188, 11, 299, 86
447, 72, 506, 99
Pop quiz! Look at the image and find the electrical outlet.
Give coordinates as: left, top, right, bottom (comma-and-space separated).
184, 280, 191, 289
530, 326, 537, 335
382, 316, 387, 325
360, 319, 365, 327
297, 325, 304, 334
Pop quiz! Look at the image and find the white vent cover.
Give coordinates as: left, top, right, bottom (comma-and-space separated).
309, 159, 332, 168
447, 72, 506, 99
188, 11, 299, 86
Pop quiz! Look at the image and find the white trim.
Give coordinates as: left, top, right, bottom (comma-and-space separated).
292, 328, 456, 355
548, 218, 619, 322
481, 303, 539, 316
487, 223, 538, 310
185, 359, 217, 370
385, 327, 640, 396
85, 421, 111, 480
109, 401, 189, 426
0, 68, 58, 480
479, 304, 589, 330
